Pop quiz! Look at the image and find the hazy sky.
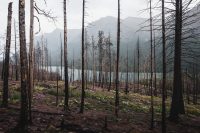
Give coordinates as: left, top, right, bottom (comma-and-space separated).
0, 0, 148, 35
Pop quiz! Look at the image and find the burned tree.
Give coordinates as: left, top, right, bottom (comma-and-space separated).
80, 0, 85, 113
2, 2, 12, 108
19, 0, 29, 131
170, 0, 185, 120
161, 0, 167, 132
64, 0, 69, 111
115, 0, 120, 117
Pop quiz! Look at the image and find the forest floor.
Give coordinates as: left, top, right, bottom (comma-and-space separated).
0, 81, 200, 133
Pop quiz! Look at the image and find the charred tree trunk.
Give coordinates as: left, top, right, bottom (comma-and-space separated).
170, 0, 185, 120
28, 0, 34, 123
125, 47, 129, 94
137, 37, 140, 92
133, 53, 136, 92
92, 36, 95, 90
149, 0, 154, 129
2, 2, 13, 108
161, 0, 166, 132
19, 0, 29, 131
64, 0, 69, 111
14, 19, 19, 81
108, 34, 112, 91
115, 0, 120, 117
60, 33, 63, 80
80, 0, 85, 113
153, 32, 157, 96
56, 65, 59, 106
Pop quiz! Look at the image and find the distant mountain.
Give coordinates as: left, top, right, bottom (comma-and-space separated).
35, 16, 149, 65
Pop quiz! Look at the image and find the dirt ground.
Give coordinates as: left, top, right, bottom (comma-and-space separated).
0, 81, 200, 133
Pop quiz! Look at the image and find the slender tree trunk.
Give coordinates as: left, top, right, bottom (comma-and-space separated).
137, 37, 140, 92
56, 65, 59, 106
133, 53, 135, 92
28, 0, 34, 123
162, 0, 166, 132
115, 0, 120, 117
60, 33, 63, 80
19, 0, 29, 131
64, 0, 69, 111
14, 19, 19, 81
149, 0, 154, 129
125, 47, 129, 94
108, 34, 112, 91
80, 0, 85, 113
1, 53, 5, 81
2, 2, 12, 108
92, 36, 95, 90
153, 32, 157, 96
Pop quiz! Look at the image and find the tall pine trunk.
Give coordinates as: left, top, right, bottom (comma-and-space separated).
115, 0, 120, 117
149, 0, 154, 129
80, 0, 85, 113
64, 0, 69, 111
28, 0, 34, 123
2, 2, 13, 108
161, 0, 166, 132
170, 0, 185, 120
14, 19, 19, 81
19, 0, 29, 131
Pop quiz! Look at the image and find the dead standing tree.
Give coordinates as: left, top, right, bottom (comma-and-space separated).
29, 0, 56, 122
80, 0, 85, 113
2, 2, 12, 108
170, 0, 185, 120
64, 0, 69, 111
149, 0, 154, 129
115, 0, 120, 117
19, 0, 29, 131
161, 0, 167, 132
14, 19, 19, 81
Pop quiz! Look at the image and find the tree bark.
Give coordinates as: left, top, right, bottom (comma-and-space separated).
14, 19, 19, 81
19, 0, 29, 131
2, 2, 13, 108
28, 0, 34, 123
64, 0, 69, 111
162, 0, 166, 132
115, 0, 120, 117
149, 0, 154, 129
80, 0, 85, 113
170, 0, 185, 120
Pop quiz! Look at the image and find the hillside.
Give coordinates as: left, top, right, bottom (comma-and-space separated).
35, 16, 149, 65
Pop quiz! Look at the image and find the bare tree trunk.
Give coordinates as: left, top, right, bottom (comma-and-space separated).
125, 47, 129, 94
19, 0, 29, 131
64, 0, 69, 111
115, 0, 120, 117
1, 53, 5, 81
137, 37, 140, 92
161, 0, 166, 132
149, 0, 154, 129
153, 32, 157, 96
92, 36, 95, 90
28, 0, 34, 123
60, 33, 63, 80
80, 0, 85, 113
2, 2, 12, 108
72, 51, 75, 85
14, 19, 19, 81
108, 34, 112, 91
133, 53, 136, 92
56, 65, 59, 106
170, 0, 185, 120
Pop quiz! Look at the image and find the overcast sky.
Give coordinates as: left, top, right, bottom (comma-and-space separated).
0, 0, 148, 35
